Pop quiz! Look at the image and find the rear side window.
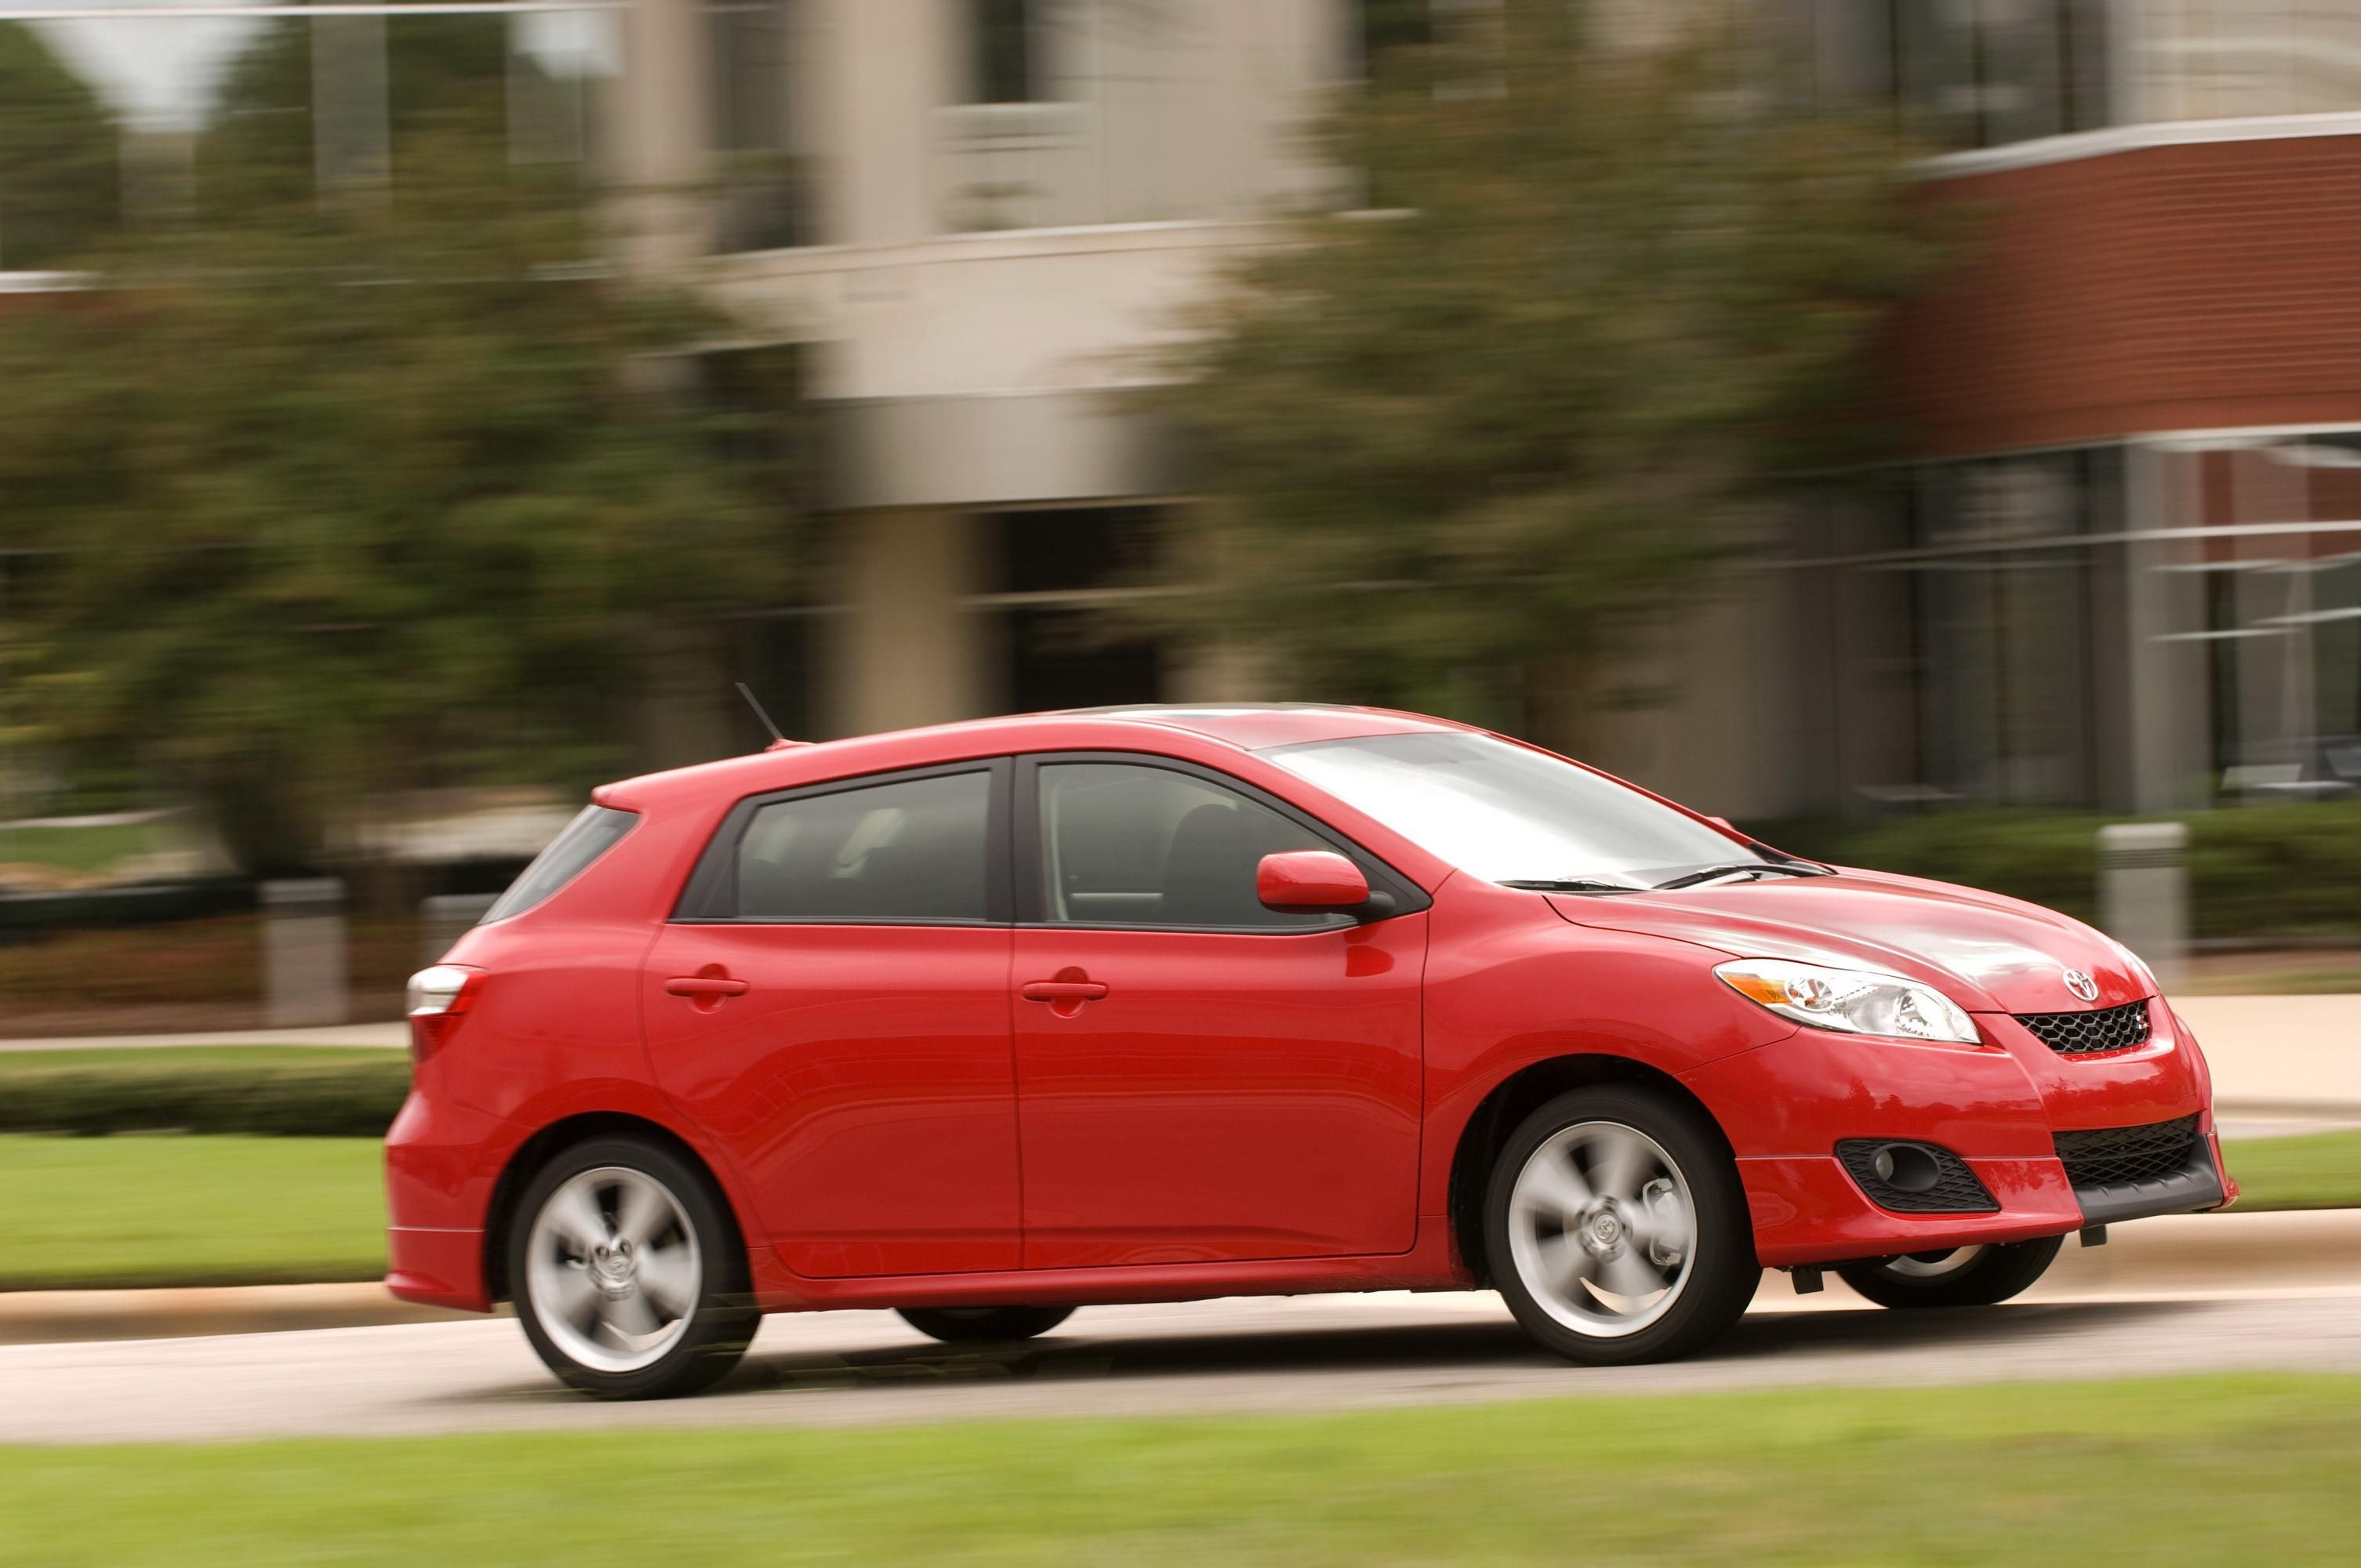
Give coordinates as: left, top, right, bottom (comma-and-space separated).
735, 771, 990, 922
481, 805, 638, 923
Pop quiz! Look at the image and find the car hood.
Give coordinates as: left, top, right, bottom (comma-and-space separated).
1547, 867, 2149, 1014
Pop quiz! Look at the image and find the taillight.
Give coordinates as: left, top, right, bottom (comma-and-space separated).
405, 964, 484, 1071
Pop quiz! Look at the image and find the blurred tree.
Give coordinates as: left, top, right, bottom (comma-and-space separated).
0, 23, 121, 270
1154, 2, 1944, 742
0, 107, 801, 878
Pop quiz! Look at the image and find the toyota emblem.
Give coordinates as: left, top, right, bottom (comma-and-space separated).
2062, 968, 2099, 1003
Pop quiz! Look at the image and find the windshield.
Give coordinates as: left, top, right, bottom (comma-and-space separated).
1263, 731, 1774, 888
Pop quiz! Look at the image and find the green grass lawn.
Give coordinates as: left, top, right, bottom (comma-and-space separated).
2223, 1128, 2361, 1212
0, 820, 165, 878
0, 1135, 385, 1290
2, 1376, 2356, 1565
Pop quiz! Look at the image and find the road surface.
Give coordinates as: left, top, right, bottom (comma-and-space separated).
6, 1273, 2359, 1445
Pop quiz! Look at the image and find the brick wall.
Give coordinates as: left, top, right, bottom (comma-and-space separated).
1893, 133, 2361, 457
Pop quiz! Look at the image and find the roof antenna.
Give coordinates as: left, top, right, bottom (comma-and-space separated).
735, 681, 794, 750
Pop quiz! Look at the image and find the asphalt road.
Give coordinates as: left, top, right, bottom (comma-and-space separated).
6, 1275, 2359, 1446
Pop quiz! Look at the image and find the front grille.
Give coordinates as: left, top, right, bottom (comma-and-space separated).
1836, 1139, 2000, 1214
2014, 999, 2152, 1056
2054, 1115, 2201, 1189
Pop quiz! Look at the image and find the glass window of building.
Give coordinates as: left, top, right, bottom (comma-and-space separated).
0, 20, 122, 270
1779, 0, 2109, 149
2150, 436, 2361, 800
969, 0, 1043, 104
984, 507, 1168, 714
1, 0, 619, 256
939, 0, 1320, 234
708, 0, 805, 250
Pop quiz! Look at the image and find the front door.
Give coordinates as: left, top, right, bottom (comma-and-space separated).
1011, 756, 1426, 1270
643, 761, 1021, 1279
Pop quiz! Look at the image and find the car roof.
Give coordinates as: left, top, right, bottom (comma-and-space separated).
597, 704, 1464, 811
1048, 703, 1459, 750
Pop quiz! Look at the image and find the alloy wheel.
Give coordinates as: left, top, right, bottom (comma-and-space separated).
1505, 1120, 1698, 1338
525, 1165, 703, 1374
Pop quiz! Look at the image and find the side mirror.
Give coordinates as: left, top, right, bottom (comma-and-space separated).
1257, 850, 1372, 914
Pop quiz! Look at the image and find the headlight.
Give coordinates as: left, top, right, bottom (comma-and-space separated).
1715, 958, 1979, 1044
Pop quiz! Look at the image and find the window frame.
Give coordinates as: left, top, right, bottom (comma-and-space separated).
1012, 750, 1430, 935
670, 757, 1014, 927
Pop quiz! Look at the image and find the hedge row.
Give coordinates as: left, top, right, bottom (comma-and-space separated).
0, 1057, 411, 1138
1753, 798, 2361, 942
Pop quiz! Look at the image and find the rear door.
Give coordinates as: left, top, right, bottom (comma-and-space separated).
643, 760, 1020, 1278
1009, 754, 1428, 1269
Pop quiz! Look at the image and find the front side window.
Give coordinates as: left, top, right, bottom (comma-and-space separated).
1264, 731, 1767, 889
482, 804, 637, 922
1036, 762, 1336, 930
736, 771, 990, 922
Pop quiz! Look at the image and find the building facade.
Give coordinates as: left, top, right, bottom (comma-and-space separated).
8, 0, 2361, 818
1753, 1, 2361, 820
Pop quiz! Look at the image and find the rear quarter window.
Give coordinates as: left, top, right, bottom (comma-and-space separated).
481, 804, 638, 923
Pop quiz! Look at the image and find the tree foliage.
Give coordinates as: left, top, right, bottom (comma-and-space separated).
1155, 3, 1944, 734
0, 87, 800, 876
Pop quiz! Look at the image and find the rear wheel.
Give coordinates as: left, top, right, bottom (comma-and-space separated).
1484, 1087, 1758, 1366
897, 1305, 1075, 1344
1836, 1236, 2062, 1308
509, 1137, 758, 1399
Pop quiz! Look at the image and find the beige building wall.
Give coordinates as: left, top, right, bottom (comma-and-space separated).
823, 509, 1001, 736
621, 0, 1349, 740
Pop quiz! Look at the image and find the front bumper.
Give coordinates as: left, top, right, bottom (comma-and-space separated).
1684, 1000, 2232, 1269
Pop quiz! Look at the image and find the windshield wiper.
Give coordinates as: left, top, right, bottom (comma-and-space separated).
1653, 862, 1828, 891
1499, 877, 1644, 895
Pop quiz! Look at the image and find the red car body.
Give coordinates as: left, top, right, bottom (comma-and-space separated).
386, 706, 2230, 1319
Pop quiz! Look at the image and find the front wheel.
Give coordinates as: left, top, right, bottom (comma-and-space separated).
1836, 1236, 2062, 1308
898, 1305, 1075, 1345
509, 1137, 758, 1399
1484, 1087, 1759, 1366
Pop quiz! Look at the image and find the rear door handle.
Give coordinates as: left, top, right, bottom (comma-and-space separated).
1020, 981, 1108, 1002
665, 976, 750, 998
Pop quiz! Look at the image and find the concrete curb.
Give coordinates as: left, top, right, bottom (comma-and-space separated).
0, 1283, 507, 1346
2, 1210, 2354, 1347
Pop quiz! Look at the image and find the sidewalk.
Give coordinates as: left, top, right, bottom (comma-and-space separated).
2174, 995, 2361, 1119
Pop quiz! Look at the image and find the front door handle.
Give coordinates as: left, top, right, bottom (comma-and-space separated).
666, 976, 750, 997
1020, 980, 1108, 1002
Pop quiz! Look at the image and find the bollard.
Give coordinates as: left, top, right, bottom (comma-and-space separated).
260, 877, 349, 1028
2098, 822, 2188, 996
419, 892, 498, 965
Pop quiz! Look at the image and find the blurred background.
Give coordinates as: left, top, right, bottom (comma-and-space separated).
5, 0, 2361, 1030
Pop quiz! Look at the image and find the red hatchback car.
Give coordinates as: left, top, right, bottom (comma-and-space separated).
387, 705, 2232, 1397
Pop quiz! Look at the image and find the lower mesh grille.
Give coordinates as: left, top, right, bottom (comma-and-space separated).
1836, 1139, 2000, 1214
2054, 1115, 2202, 1189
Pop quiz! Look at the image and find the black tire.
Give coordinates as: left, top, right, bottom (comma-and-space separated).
1836, 1236, 2063, 1308
1484, 1086, 1759, 1367
897, 1305, 1075, 1345
508, 1136, 759, 1399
